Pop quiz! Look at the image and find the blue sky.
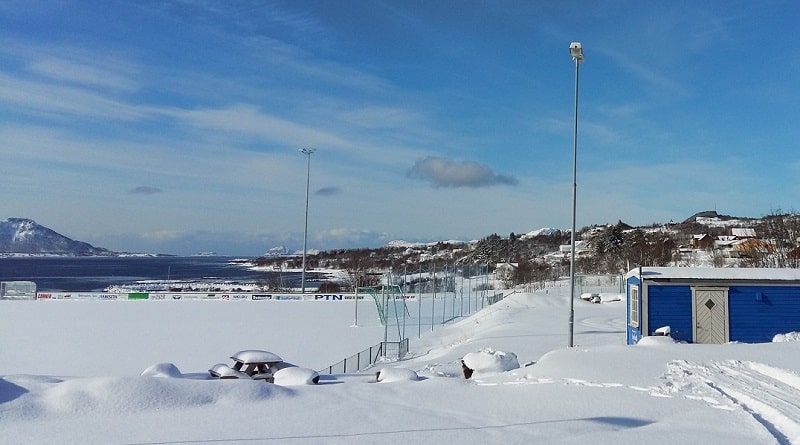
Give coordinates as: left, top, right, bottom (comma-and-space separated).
1, 1, 798, 256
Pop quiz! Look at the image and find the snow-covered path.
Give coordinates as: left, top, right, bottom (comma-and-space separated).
657, 359, 800, 445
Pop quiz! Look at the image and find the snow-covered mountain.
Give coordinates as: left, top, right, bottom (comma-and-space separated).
0, 218, 111, 255
385, 239, 469, 248
264, 245, 291, 256
521, 227, 561, 239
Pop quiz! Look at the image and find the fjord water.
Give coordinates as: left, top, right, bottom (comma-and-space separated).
0, 256, 272, 291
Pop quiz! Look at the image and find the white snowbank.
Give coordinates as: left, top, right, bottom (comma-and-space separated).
462, 348, 519, 377
636, 336, 678, 346
773, 332, 800, 342
1, 375, 292, 420
140, 363, 183, 378
600, 293, 623, 303
273, 367, 320, 385
375, 367, 419, 382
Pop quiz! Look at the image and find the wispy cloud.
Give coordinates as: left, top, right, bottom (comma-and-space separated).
339, 106, 423, 129
171, 104, 352, 150
601, 48, 689, 97
315, 186, 340, 197
407, 156, 518, 188
129, 186, 163, 195
28, 56, 139, 92
140, 230, 185, 242
0, 38, 142, 90
312, 227, 392, 248
0, 71, 149, 121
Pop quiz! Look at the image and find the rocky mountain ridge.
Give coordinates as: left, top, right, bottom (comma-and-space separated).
0, 218, 111, 256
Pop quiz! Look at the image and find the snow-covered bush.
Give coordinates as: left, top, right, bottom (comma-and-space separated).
461, 349, 519, 378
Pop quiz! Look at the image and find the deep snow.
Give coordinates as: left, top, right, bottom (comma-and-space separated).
3, 283, 800, 444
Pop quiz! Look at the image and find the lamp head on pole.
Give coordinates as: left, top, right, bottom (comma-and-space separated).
569, 42, 584, 62
299, 148, 316, 155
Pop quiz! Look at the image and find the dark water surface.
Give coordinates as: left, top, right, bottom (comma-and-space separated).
0, 256, 276, 291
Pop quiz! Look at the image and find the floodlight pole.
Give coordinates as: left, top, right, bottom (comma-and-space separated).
299, 147, 315, 294
568, 42, 583, 348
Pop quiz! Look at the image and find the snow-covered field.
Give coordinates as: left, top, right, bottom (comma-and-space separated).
3, 284, 800, 444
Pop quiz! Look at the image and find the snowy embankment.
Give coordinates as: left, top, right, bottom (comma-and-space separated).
3, 287, 800, 444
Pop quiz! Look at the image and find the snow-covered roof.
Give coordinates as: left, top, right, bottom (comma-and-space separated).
626, 267, 800, 282
732, 227, 756, 238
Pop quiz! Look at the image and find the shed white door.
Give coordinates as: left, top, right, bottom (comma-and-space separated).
693, 288, 729, 344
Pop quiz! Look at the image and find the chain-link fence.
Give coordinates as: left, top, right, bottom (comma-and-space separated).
319, 338, 409, 374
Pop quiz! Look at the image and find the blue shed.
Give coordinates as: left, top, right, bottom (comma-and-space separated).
625, 267, 800, 344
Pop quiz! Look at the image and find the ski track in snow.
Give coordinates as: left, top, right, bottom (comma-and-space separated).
654, 360, 800, 445
473, 359, 800, 445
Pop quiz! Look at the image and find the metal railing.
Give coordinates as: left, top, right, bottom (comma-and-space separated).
319, 338, 409, 374
486, 292, 506, 305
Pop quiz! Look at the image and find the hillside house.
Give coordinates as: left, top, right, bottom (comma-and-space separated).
731, 227, 757, 238
558, 240, 588, 257
494, 262, 518, 281
690, 234, 714, 250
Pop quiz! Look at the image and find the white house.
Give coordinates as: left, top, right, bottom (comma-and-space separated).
558, 240, 588, 257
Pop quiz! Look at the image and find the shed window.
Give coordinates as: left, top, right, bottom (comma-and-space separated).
630, 285, 640, 327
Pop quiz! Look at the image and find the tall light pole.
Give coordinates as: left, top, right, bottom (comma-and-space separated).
299, 147, 316, 294
568, 42, 584, 348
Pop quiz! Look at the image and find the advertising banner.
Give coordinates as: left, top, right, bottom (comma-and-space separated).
31, 291, 411, 302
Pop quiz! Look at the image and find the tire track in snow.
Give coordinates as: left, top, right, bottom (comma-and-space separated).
658, 360, 800, 445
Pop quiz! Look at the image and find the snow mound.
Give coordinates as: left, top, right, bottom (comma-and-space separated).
600, 293, 623, 303
462, 349, 519, 377
375, 367, 419, 383
636, 336, 678, 346
773, 332, 800, 342
16, 376, 294, 419
273, 367, 320, 385
140, 363, 183, 378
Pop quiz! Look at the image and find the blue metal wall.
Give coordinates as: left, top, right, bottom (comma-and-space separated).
729, 285, 800, 343
626, 275, 641, 344
647, 284, 694, 342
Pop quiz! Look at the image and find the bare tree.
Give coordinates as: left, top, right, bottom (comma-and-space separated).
754, 210, 800, 268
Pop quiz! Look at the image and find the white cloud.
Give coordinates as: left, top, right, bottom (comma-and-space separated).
407, 156, 518, 188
